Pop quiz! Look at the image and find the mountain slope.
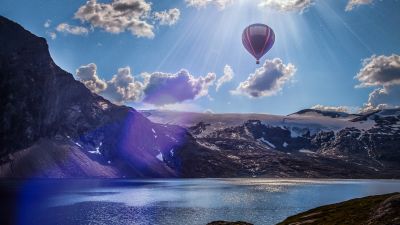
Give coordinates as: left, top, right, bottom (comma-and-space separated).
0, 15, 190, 178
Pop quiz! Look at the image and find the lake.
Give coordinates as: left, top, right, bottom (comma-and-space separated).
1, 179, 400, 225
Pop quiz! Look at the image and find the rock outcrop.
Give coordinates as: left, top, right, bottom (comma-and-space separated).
278, 192, 400, 225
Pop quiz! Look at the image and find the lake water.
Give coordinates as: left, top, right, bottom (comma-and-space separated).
2, 179, 400, 225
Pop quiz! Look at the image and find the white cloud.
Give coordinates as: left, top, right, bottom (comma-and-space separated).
258, 0, 314, 12
185, 0, 235, 10
46, 31, 57, 40
103, 67, 144, 103
142, 70, 216, 105
355, 54, 400, 88
360, 86, 400, 113
311, 105, 350, 113
315, 54, 400, 114
232, 58, 296, 98
74, 0, 156, 38
154, 8, 180, 26
76, 64, 216, 105
44, 19, 51, 28
56, 23, 89, 35
76, 63, 107, 93
44, 19, 56, 39
76, 64, 142, 103
345, 0, 374, 11
216, 65, 234, 91
354, 54, 400, 113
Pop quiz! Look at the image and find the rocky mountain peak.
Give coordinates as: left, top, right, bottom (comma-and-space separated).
1, 15, 107, 155
0, 16, 49, 58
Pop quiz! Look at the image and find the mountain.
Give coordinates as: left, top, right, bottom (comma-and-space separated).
1, 16, 399, 178
0, 15, 192, 178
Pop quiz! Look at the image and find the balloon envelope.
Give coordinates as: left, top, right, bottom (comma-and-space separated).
242, 23, 275, 64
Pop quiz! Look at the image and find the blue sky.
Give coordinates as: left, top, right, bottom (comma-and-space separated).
1, 0, 400, 115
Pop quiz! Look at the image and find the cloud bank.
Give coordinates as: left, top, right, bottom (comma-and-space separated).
232, 58, 296, 98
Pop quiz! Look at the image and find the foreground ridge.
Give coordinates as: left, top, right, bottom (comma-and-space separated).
278, 192, 400, 225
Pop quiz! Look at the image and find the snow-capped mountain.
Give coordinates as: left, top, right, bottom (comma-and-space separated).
141, 108, 400, 178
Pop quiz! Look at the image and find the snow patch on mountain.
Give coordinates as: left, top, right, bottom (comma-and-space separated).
258, 137, 275, 148
299, 149, 315, 154
156, 153, 163, 162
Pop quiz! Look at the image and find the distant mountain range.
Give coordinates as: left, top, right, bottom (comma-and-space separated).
140, 108, 400, 178
1, 16, 399, 178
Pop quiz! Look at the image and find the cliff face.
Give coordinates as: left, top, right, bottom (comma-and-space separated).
0, 16, 188, 178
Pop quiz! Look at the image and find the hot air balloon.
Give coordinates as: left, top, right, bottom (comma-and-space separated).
242, 23, 275, 64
